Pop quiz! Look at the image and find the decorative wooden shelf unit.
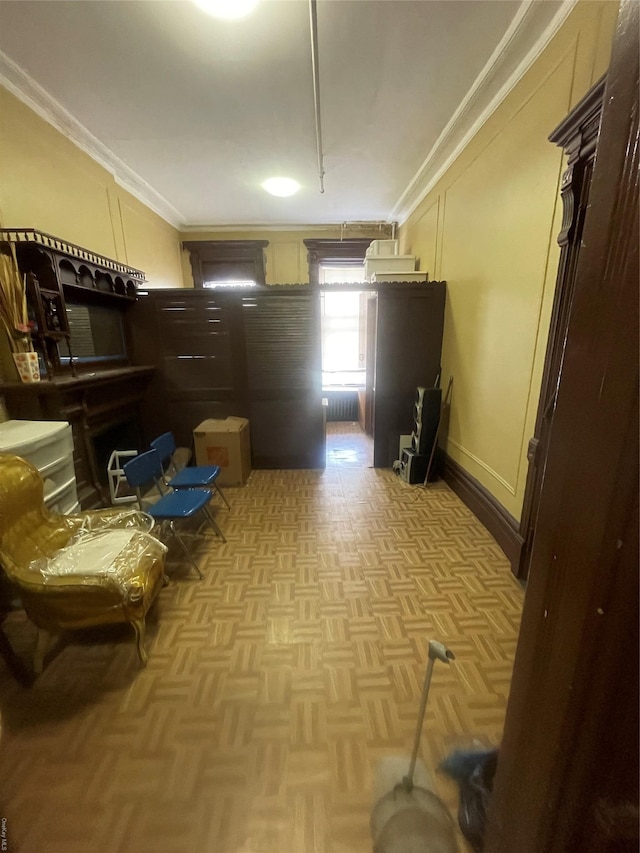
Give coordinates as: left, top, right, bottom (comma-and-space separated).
0, 229, 146, 301
0, 229, 147, 377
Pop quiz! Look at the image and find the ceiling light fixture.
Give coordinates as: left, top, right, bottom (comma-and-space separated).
192, 0, 258, 20
262, 177, 301, 197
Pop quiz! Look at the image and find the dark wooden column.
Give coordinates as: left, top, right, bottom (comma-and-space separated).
517, 76, 605, 581
486, 1, 639, 849
372, 282, 445, 467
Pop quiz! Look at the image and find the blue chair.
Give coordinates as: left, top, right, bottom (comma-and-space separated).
150, 431, 230, 510
123, 449, 222, 579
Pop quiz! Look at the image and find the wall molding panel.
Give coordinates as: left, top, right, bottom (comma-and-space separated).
447, 438, 517, 496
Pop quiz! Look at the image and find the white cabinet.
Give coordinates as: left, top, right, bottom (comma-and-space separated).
0, 420, 79, 514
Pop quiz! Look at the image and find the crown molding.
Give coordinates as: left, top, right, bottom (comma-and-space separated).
391, 0, 580, 225
0, 50, 185, 230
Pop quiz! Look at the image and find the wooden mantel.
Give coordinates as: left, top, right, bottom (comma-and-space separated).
0, 365, 153, 394
0, 366, 155, 508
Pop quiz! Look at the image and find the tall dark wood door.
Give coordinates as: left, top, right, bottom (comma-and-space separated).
241, 287, 324, 469
372, 282, 446, 467
127, 290, 247, 449
517, 77, 606, 581
129, 287, 324, 468
486, 2, 638, 848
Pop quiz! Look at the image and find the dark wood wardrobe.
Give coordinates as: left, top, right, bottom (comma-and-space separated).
127, 281, 445, 470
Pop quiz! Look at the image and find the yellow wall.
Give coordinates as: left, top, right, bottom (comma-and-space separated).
179, 228, 387, 286
399, 0, 616, 520
0, 86, 184, 288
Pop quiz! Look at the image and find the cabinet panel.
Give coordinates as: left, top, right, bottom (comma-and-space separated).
373, 283, 446, 467
243, 290, 324, 469
126, 284, 444, 472
243, 295, 318, 390
127, 287, 325, 467
127, 291, 247, 449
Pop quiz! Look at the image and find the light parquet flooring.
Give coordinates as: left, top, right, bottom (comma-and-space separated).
0, 426, 523, 853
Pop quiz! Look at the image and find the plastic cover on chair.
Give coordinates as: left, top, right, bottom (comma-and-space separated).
30, 526, 167, 596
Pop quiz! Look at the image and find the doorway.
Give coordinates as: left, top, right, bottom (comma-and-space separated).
319, 265, 366, 388
320, 265, 373, 467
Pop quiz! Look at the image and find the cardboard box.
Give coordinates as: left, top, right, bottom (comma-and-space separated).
193, 417, 251, 486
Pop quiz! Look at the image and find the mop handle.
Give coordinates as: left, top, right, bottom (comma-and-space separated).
406, 641, 455, 787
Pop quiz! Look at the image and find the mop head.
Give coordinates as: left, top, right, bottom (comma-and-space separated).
371, 757, 459, 853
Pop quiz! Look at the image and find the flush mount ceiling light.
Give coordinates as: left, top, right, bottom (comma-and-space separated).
262, 177, 301, 197
192, 0, 258, 20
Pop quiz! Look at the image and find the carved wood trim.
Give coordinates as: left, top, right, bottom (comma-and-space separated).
516, 76, 606, 581
0, 228, 146, 281
183, 240, 269, 288
303, 238, 372, 285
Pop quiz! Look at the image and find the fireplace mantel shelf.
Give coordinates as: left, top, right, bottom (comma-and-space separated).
0, 365, 156, 508
0, 366, 155, 394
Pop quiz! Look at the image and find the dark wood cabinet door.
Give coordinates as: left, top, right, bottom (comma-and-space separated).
129, 286, 325, 467
127, 290, 248, 449
242, 288, 324, 469
372, 283, 446, 467
127, 283, 445, 472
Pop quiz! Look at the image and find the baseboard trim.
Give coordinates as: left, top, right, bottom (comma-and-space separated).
442, 454, 523, 574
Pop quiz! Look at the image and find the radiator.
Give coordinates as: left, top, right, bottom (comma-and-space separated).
324, 391, 359, 421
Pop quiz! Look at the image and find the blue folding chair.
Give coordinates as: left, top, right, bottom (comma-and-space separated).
123, 449, 222, 579
150, 431, 230, 510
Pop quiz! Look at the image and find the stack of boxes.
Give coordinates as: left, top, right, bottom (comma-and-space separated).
0, 419, 79, 513
364, 239, 428, 283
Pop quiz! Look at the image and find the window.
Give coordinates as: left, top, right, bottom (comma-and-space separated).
183, 240, 268, 288
303, 238, 372, 285
303, 241, 374, 388
319, 264, 366, 388
319, 265, 366, 286
203, 280, 256, 289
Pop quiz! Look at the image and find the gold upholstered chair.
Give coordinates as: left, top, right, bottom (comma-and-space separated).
0, 453, 167, 673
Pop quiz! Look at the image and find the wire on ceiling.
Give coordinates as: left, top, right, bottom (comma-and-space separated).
309, 0, 325, 194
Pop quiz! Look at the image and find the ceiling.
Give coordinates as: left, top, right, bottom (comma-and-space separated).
0, 0, 569, 229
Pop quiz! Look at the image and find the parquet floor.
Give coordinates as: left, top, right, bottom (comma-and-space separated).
0, 424, 523, 853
